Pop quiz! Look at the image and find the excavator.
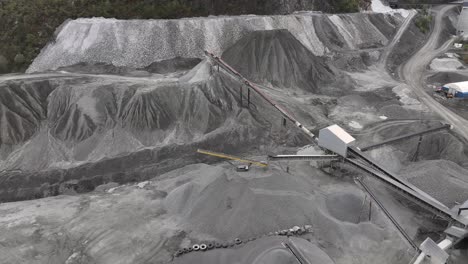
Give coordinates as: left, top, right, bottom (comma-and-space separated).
196, 149, 268, 172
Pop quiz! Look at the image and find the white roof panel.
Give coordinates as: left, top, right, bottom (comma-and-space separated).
444, 81, 468, 93
327, 124, 355, 144
419, 238, 449, 263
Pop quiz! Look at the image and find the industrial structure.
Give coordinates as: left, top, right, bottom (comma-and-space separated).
438, 81, 468, 98
360, 123, 451, 151
201, 52, 468, 263
197, 149, 268, 171
318, 125, 356, 157
204, 51, 316, 140
316, 125, 468, 264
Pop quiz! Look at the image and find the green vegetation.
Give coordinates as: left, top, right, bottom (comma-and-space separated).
0, 0, 204, 73
415, 7, 432, 34
462, 42, 468, 63
334, 0, 360, 13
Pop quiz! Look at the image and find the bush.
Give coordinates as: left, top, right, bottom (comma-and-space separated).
14, 54, 25, 64
0, 0, 199, 73
463, 54, 468, 64
415, 13, 432, 34
0, 55, 8, 73
335, 0, 360, 13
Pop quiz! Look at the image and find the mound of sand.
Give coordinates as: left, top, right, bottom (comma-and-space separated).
0, 80, 56, 146
0, 162, 412, 264
0, 62, 289, 174
27, 13, 402, 73
222, 30, 334, 93
326, 192, 367, 224
401, 160, 468, 208
430, 58, 465, 71
143, 57, 202, 74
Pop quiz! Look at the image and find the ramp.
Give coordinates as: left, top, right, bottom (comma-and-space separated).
268, 155, 340, 161
360, 124, 451, 152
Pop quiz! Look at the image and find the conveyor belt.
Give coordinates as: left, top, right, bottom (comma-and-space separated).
360, 124, 451, 152
348, 147, 452, 209
268, 155, 340, 161
346, 158, 456, 223
348, 147, 414, 189
197, 149, 268, 167
283, 240, 312, 264
204, 51, 316, 140
355, 177, 420, 251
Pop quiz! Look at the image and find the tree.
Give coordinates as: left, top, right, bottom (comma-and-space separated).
14, 53, 25, 64
335, 0, 360, 13
0, 55, 9, 73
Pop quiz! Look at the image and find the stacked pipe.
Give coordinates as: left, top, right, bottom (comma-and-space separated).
174, 225, 314, 258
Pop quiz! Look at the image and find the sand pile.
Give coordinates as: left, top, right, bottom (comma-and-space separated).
222, 30, 334, 93
401, 160, 468, 207
0, 65, 273, 172
430, 58, 465, 71
0, 162, 413, 264
0, 80, 56, 147
27, 13, 403, 73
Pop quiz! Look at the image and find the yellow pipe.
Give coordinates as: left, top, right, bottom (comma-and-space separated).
197, 149, 268, 167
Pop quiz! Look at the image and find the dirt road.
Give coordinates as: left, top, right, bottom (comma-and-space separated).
378, 10, 417, 68
0, 71, 177, 84
401, 5, 468, 141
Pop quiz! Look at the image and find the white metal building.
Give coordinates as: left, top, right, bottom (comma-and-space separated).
318, 125, 356, 157
442, 81, 468, 98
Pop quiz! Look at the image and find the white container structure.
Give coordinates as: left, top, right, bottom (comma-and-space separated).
318, 125, 356, 157
441, 81, 468, 98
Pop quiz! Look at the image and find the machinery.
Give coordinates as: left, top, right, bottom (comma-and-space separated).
389, 0, 399, 8
197, 149, 268, 172
436, 81, 468, 99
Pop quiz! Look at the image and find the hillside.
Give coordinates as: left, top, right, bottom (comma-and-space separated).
0, 0, 454, 73
222, 30, 334, 92
0, 0, 366, 74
